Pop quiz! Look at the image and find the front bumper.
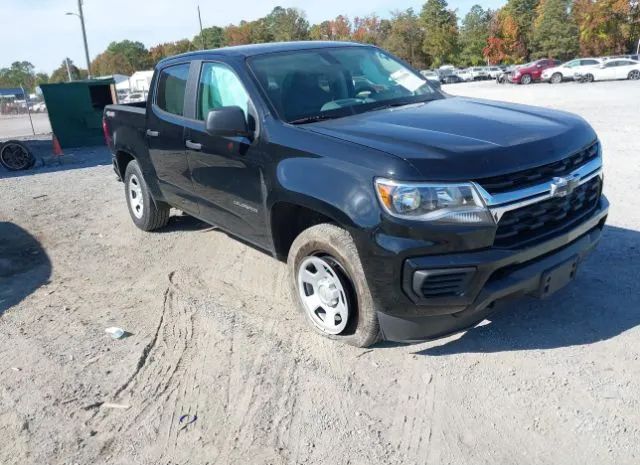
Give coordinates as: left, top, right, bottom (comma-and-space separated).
369, 196, 609, 342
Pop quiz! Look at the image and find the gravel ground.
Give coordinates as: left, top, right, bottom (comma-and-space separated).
0, 113, 52, 139
1, 79, 639, 465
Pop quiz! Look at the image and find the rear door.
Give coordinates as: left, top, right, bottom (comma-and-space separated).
599, 61, 620, 80
615, 60, 636, 79
183, 60, 268, 248
147, 62, 199, 213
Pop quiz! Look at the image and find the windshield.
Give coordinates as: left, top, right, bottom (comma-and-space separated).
248, 46, 440, 123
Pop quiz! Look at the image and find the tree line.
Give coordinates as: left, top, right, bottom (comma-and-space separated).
2, 1, 639, 92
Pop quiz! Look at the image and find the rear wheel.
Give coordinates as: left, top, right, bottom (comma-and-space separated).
124, 160, 170, 231
520, 74, 532, 85
584, 73, 595, 83
628, 70, 640, 80
0, 141, 34, 171
550, 73, 563, 84
288, 223, 380, 347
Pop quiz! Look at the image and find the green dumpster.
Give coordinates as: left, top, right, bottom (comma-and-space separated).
40, 79, 116, 148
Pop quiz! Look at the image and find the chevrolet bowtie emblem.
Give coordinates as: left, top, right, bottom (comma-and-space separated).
550, 174, 581, 198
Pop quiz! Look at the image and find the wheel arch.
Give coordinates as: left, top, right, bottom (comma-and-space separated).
269, 199, 353, 262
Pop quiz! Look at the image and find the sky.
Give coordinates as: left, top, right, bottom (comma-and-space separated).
1, 0, 506, 74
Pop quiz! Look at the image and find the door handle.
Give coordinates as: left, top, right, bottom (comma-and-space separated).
146, 129, 159, 137
185, 140, 202, 151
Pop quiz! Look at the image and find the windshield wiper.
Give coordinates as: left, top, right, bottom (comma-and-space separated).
289, 114, 340, 125
370, 99, 432, 112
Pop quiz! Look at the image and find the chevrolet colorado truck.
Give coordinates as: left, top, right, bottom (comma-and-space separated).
103, 41, 608, 347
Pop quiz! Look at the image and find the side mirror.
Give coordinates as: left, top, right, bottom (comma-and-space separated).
536, 64, 542, 68
205, 106, 250, 138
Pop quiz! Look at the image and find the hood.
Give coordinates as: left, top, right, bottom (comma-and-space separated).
306, 97, 596, 180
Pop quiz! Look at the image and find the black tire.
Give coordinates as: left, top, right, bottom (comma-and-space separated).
0, 140, 35, 171
287, 223, 380, 347
585, 73, 594, 83
550, 73, 563, 84
520, 74, 532, 85
628, 70, 640, 80
124, 160, 170, 231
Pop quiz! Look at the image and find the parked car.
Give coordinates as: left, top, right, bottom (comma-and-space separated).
575, 59, 640, 82
541, 58, 602, 83
436, 68, 462, 84
419, 70, 440, 83
104, 41, 608, 347
508, 59, 561, 84
486, 66, 503, 79
469, 67, 489, 80
456, 68, 474, 82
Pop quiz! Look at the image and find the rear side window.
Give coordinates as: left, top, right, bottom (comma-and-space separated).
581, 59, 599, 65
197, 62, 250, 121
156, 64, 190, 116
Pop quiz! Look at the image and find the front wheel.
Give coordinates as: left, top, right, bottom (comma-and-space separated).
550, 73, 563, 84
288, 223, 380, 347
520, 74, 532, 85
628, 70, 640, 80
124, 160, 170, 231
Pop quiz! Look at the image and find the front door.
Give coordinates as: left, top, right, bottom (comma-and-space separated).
147, 62, 199, 214
184, 61, 268, 248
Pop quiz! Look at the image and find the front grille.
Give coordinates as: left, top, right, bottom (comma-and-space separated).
494, 176, 601, 247
416, 268, 475, 298
477, 142, 599, 194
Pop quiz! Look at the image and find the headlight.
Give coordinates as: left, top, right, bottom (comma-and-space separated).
375, 179, 494, 224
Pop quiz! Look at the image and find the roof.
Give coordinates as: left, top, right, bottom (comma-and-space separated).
158, 41, 367, 66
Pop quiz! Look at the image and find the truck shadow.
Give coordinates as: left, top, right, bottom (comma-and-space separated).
0, 222, 52, 316
415, 225, 640, 355
0, 140, 111, 179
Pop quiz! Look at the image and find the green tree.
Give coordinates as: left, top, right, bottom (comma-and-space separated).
193, 26, 226, 50
148, 39, 194, 64
420, 0, 459, 66
35, 72, 49, 87
532, 0, 578, 59
49, 58, 87, 83
0, 61, 36, 91
383, 9, 428, 67
459, 5, 491, 65
105, 40, 152, 73
504, 0, 540, 59
265, 6, 309, 41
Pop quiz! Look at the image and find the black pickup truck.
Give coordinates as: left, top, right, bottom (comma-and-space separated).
103, 41, 608, 347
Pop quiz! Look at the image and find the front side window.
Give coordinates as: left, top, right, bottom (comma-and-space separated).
248, 46, 439, 123
581, 59, 598, 66
197, 62, 250, 121
565, 60, 579, 68
156, 64, 190, 116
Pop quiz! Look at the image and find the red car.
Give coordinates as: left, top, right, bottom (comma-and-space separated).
508, 59, 561, 84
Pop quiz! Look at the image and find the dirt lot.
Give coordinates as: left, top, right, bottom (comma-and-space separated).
0, 113, 52, 139
1, 80, 639, 465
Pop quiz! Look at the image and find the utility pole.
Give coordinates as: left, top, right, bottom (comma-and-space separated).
65, 58, 73, 82
198, 5, 205, 49
637, 37, 640, 55
78, 0, 92, 78
66, 0, 92, 78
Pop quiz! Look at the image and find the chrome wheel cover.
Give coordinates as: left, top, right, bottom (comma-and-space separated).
128, 174, 144, 219
297, 255, 350, 335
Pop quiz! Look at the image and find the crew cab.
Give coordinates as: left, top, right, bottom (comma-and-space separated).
103, 41, 608, 347
509, 59, 561, 84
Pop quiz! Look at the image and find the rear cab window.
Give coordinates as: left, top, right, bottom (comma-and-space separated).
155, 64, 190, 116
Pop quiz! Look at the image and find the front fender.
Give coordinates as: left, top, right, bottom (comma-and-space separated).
270, 156, 382, 230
